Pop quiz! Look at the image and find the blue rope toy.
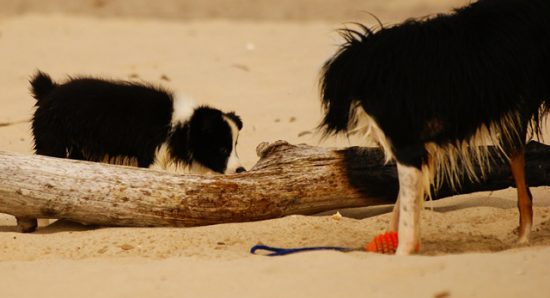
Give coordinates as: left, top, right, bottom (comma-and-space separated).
250, 244, 355, 256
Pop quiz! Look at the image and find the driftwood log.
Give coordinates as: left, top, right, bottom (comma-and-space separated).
0, 141, 549, 229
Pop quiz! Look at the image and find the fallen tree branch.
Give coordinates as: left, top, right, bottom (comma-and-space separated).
0, 141, 549, 230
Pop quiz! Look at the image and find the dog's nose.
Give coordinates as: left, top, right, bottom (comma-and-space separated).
236, 167, 246, 173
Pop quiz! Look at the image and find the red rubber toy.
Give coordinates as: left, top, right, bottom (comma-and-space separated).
365, 231, 421, 254
365, 231, 399, 254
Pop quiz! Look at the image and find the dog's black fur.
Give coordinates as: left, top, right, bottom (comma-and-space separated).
30, 71, 244, 174
320, 0, 550, 252
320, 0, 550, 169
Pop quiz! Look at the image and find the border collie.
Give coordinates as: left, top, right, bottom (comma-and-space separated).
320, 0, 550, 254
30, 71, 245, 175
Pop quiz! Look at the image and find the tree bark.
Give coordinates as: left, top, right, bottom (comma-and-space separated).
0, 141, 549, 229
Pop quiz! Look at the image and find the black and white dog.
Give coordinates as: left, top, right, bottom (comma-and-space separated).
320, 0, 550, 254
30, 71, 246, 175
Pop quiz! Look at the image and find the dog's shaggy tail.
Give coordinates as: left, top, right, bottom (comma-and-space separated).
30, 71, 57, 101
318, 25, 377, 137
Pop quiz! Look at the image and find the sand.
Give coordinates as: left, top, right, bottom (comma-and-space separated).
1, 1, 550, 297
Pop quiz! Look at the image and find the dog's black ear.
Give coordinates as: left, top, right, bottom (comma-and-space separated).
192, 106, 224, 133
168, 123, 192, 164
225, 112, 243, 130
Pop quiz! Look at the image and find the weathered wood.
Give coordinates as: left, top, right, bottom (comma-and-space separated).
0, 141, 379, 229
342, 141, 550, 199
0, 141, 549, 230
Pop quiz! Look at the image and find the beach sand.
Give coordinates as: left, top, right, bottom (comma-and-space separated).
1, 1, 549, 297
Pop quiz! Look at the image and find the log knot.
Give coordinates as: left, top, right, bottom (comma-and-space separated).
256, 140, 297, 158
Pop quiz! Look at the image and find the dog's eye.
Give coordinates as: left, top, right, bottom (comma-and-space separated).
219, 148, 230, 155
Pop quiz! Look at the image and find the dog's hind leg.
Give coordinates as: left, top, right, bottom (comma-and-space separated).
16, 217, 38, 233
509, 148, 533, 244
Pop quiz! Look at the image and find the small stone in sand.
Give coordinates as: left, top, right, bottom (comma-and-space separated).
120, 244, 134, 251
231, 64, 250, 72
434, 291, 450, 298
298, 130, 312, 137
93, 0, 107, 8
331, 211, 342, 221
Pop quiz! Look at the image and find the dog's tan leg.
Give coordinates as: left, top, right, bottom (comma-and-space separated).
395, 163, 423, 255
389, 196, 400, 232
16, 217, 38, 233
509, 149, 533, 244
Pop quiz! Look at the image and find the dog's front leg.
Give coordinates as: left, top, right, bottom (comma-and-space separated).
395, 163, 423, 255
